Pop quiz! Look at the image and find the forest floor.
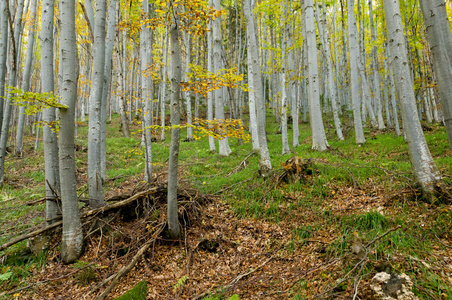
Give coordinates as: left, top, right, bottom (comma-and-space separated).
0, 113, 451, 300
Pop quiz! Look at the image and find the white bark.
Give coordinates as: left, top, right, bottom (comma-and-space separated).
369, 0, 385, 130
246, 37, 259, 151
347, 0, 366, 144
213, 0, 231, 156
15, 0, 37, 157
419, 0, 452, 150
59, 0, 83, 263
280, 11, 290, 154
384, 0, 444, 197
167, 13, 181, 238
207, 0, 216, 152
0, 0, 7, 133
141, 0, 153, 183
41, 0, 61, 223
305, 0, 328, 151
315, 1, 344, 141
88, 0, 106, 208
100, 0, 117, 180
243, 0, 272, 174
183, 28, 193, 140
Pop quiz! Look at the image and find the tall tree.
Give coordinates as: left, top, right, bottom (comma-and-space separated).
0, 0, 25, 184
243, 0, 272, 175
100, 0, 118, 179
0, 0, 8, 134
347, 0, 366, 144
167, 6, 182, 238
305, 0, 329, 151
15, 0, 38, 157
141, 0, 154, 183
384, 0, 446, 199
419, 0, 452, 150
41, 0, 61, 223
59, 0, 83, 263
213, 0, 232, 156
88, 0, 107, 208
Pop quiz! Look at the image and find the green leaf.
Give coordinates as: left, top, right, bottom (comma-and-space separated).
0, 271, 12, 281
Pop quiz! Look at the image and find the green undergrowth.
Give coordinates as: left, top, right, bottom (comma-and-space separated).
1, 112, 451, 298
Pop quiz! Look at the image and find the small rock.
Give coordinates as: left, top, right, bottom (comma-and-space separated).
27, 234, 50, 256
370, 272, 418, 300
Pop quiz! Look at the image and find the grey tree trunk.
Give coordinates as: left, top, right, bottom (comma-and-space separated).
386, 44, 401, 136
315, 1, 343, 141
0, 0, 8, 134
118, 31, 130, 138
160, 28, 169, 141
280, 11, 290, 155
141, 0, 153, 183
243, 0, 272, 175
100, 0, 117, 180
59, 0, 83, 263
246, 36, 260, 151
183, 27, 193, 141
419, 0, 452, 150
384, 0, 445, 199
41, 0, 61, 223
167, 13, 182, 239
212, 0, 231, 156
15, 0, 37, 157
88, 0, 107, 208
0, 0, 24, 184
305, 0, 328, 151
347, 0, 366, 144
207, 1, 215, 152
369, 0, 385, 130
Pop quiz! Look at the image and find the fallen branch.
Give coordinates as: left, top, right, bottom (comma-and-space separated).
95, 224, 164, 300
0, 187, 165, 252
365, 225, 401, 248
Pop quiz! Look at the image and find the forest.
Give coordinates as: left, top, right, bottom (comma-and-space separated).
0, 0, 451, 298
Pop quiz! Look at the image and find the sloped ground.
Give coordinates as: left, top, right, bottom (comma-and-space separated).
3, 173, 451, 300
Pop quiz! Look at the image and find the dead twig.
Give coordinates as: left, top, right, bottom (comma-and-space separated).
95, 224, 164, 300
0, 187, 165, 252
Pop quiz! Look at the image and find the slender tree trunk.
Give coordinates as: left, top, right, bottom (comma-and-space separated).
305, 0, 328, 151
207, 1, 215, 152
316, 1, 344, 141
243, 0, 272, 175
88, 0, 107, 208
183, 26, 193, 141
160, 28, 169, 141
384, 0, 445, 199
41, 0, 61, 223
347, 0, 366, 144
100, 0, 117, 180
141, 0, 153, 183
0, 0, 24, 184
280, 7, 290, 154
213, 0, 231, 156
15, 0, 37, 157
419, 0, 452, 150
167, 12, 181, 239
246, 34, 260, 151
0, 0, 8, 134
386, 44, 401, 136
59, 0, 83, 263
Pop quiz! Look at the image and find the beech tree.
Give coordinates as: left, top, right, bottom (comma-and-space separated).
383, 0, 445, 199
88, 0, 107, 208
347, 0, 366, 144
59, 0, 84, 263
41, 0, 61, 223
419, 0, 452, 150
